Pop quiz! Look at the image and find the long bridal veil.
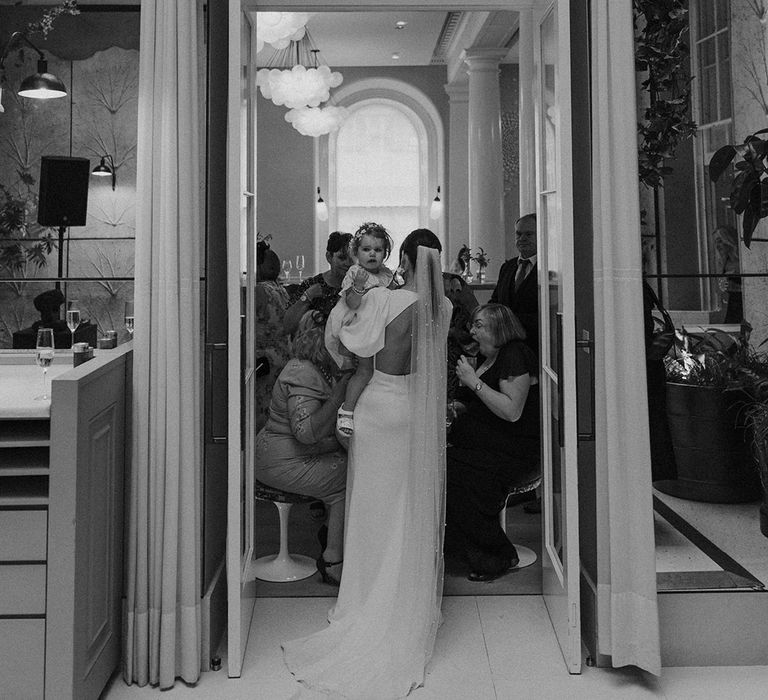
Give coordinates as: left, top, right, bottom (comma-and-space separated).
404, 245, 449, 670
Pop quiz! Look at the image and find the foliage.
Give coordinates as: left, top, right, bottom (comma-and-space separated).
0, 184, 54, 272
708, 129, 768, 248
471, 247, 490, 268
664, 324, 768, 395
26, 1, 80, 39
633, 0, 697, 188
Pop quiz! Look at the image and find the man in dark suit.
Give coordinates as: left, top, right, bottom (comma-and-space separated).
490, 213, 538, 357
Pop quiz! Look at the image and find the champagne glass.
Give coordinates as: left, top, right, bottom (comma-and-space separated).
65, 300, 81, 349
124, 300, 135, 336
35, 328, 55, 401
282, 259, 293, 281
295, 254, 305, 282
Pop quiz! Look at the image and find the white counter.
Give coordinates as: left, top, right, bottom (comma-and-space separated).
0, 363, 74, 419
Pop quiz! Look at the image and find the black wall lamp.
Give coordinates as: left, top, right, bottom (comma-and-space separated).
0, 31, 67, 104
91, 154, 116, 190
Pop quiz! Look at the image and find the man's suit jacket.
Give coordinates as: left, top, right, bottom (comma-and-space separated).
490, 256, 539, 356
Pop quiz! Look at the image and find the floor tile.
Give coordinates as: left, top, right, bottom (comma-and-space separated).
477, 595, 566, 681
660, 665, 768, 700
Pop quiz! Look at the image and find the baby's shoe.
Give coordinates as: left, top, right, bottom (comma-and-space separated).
336, 406, 355, 438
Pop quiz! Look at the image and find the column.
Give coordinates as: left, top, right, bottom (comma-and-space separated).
444, 81, 469, 260
518, 8, 536, 216
464, 48, 507, 280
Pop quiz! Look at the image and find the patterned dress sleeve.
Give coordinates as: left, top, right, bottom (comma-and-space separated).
281, 361, 332, 445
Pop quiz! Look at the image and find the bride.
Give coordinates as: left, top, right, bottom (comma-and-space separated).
282, 228, 451, 698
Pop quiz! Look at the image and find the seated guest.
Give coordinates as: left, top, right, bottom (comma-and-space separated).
445, 303, 540, 581
255, 239, 291, 433
254, 311, 350, 585
443, 273, 479, 400
283, 231, 353, 338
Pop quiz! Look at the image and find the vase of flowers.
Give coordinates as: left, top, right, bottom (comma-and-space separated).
472, 248, 490, 284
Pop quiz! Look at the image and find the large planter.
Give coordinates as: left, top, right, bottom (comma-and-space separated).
655, 383, 762, 503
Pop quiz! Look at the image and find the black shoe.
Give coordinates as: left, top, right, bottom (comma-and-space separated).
309, 500, 327, 521
467, 550, 520, 582
316, 555, 343, 586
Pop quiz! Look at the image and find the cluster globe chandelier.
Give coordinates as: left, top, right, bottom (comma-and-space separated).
255, 12, 312, 53
256, 19, 347, 138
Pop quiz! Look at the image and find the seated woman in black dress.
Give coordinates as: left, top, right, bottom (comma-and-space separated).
445, 303, 540, 581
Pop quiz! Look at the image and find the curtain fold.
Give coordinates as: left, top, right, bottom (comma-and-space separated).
123, 0, 202, 688
591, 0, 662, 675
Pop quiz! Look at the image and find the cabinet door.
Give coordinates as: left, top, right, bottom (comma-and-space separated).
0, 618, 45, 699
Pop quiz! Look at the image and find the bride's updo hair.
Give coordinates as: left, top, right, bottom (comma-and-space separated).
400, 228, 442, 266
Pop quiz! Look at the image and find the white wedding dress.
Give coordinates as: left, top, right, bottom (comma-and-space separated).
283, 248, 450, 699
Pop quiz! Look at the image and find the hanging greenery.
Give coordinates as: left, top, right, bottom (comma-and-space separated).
633, 0, 697, 188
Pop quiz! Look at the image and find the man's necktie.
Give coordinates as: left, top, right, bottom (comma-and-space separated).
514, 258, 530, 292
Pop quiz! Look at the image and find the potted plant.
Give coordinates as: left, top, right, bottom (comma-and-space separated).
657, 325, 765, 503
0, 184, 54, 273
471, 247, 490, 283
708, 128, 768, 248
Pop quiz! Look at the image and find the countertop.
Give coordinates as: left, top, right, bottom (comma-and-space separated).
0, 362, 73, 419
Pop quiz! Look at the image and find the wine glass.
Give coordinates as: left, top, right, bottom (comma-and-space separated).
295, 254, 305, 282
124, 300, 135, 336
35, 328, 55, 401
65, 300, 81, 349
282, 259, 293, 281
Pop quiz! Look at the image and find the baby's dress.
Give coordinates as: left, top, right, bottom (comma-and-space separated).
325, 263, 394, 370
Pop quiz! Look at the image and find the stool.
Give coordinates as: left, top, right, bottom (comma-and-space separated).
253, 480, 317, 582
499, 474, 541, 569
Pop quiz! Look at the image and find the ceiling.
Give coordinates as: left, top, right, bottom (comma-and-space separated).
251, 11, 452, 68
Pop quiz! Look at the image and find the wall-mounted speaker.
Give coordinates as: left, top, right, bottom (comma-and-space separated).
37, 155, 90, 227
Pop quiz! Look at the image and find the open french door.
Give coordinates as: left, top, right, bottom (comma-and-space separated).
534, 0, 581, 674
226, 0, 257, 677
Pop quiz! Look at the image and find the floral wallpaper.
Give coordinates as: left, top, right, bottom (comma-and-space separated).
0, 10, 138, 348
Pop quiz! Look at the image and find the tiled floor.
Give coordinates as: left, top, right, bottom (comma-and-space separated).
103, 595, 768, 700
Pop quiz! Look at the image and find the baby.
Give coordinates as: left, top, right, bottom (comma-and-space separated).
325, 222, 395, 436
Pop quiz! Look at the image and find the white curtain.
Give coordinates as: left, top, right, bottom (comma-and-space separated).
124, 0, 202, 688
591, 0, 661, 675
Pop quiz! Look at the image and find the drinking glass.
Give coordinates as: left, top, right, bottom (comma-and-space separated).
124, 300, 135, 336
35, 328, 55, 401
282, 259, 293, 281
65, 300, 80, 349
295, 255, 305, 281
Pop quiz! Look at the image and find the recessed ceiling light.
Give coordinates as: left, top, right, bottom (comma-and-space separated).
395, 20, 407, 30
391, 52, 401, 60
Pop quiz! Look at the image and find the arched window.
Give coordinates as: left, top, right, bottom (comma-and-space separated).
335, 101, 421, 259
316, 78, 444, 267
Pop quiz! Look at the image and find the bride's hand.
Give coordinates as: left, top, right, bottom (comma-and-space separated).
456, 355, 478, 388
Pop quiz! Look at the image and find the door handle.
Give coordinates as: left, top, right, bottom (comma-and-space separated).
576, 334, 595, 441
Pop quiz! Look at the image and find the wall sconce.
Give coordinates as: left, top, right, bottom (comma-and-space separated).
316, 186, 328, 221
91, 154, 116, 190
0, 32, 67, 106
429, 185, 443, 220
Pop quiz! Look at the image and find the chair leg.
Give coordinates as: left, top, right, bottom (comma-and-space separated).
252, 501, 317, 582
500, 495, 537, 569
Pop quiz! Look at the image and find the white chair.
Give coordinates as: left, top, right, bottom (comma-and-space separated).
498, 473, 541, 569
253, 480, 317, 582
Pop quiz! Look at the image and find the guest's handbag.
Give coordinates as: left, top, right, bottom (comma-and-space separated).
645, 283, 676, 362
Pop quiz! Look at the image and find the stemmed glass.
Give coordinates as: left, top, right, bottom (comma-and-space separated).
295, 255, 305, 282
124, 300, 135, 336
282, 259, 293, 282
65, 300, 80, 349
35, 328, 55, 401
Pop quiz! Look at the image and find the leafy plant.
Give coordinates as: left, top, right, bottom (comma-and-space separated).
471, 247, 490, 268
663, 324, 768, 391
708, 128, 768, 248
0, 184, 54, 272
633, 0, 697, 188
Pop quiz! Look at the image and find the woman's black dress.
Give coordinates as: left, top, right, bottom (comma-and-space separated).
445, 340, 540, 576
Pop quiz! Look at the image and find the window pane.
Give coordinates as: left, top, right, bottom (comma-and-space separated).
719, 56, 731, 120
716, 0, 729, 31
336, 205, 419, 265
336, 105, 420, 207
699, 0, 715, 37
700, 65, 717, 124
